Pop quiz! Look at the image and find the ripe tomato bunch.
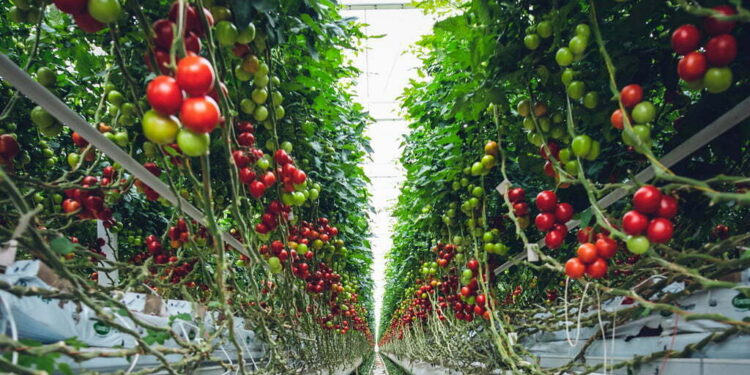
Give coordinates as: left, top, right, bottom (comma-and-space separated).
134, 162, 162, 201
622, 185, 678, 255
508, 186, 530, 228
254, 200, 291, 234
167, 218, 189, 249
146, 2, 213, 74
540, 141, 561, 177
52, 0, 122, 33
434, 242, 457, 268
62, 175, 115, 225
0, 134, 20, 170
564, 236, 618, 279
534, 190, 574, 249
672, 5, 738, 94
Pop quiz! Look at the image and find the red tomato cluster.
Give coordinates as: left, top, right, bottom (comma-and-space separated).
52, 0, 106, 33
254, 200, 291, 234
534, 190, 574, 249
610, 84, 651, 130
672, 6, 738, 91
0, 134, 20, 170
130, 234, 196, 285
539, 141, 561, 177
565, 237, 618, 279
62, 175, 115, 225
622, 185, 677, 245
434, 242, 457, 268
274, 149, 308, 192
144, 2, 214, 75
167, 218, 189, 249
134, 162, 162, 201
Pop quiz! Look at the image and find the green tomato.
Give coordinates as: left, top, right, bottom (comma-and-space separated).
254, 73, 269, 88
468, 197, 479, 209
564, 160, 580, 175
121, 102, 136, 117
271, 91, 284, 106
257, 157, 271, 170
626, 236, 650, 254
258, 62, 269, 75
555, 47, 574, 66
631, 101, 655, 124
237, 23, 257, 44
470, 161, 484, 176
480, 154, 495, 169
177, 129, 210, 157
482, 231, 494, 243
704, 67, 733, 94
571, 134, 592, 157
622, 125, 651, 147
142, 110, 179, 145
561, 68, 575, 86
584, 140, 600, 161
558, 148, 572, 163
88, 0, 121, 23
281, 141, 293, 153
524, 34, 541, 50
527, 132, 543, 146
550, 125, 565, 139
39, 122, 62, 137
292, 191, 306, 205
36, 67, 56, 87
235, 65, 252, 82
107, 90, 124, 107
268, 256, 282, 273
114, 131, 128, 147
240, 98, 256, 114
522, 117, 535, 131
215, 21, 239, 46
471, 186, 484, 197
537, 21, 552, 38
274, 105, 285, 119
252, 88, 268, 104
31, 106, 54, 128
582, 92, 598, 109
254, 105, 269, 122
460, 177, 469, 187
575, 24, 591, 38
567, 81, 585, 100
538, 117, 551, 132
552, 113, 564, 124
568, 35, 588, 55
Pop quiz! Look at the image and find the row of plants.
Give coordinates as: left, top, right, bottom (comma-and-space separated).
379, 0, 750, 373
0, 0, 375, 373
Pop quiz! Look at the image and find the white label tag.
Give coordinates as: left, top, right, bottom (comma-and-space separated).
495, 180, 511, 195
526, 243, 540, 262
0, 240, 18, 267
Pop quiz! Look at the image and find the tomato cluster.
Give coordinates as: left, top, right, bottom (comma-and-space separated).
52, 0, 122, 33
508, 186, 530, 228
535, 190, 574, 249
610, 84, 656, 148
672, 5, 738, 94
146, 3, 213, 74
254, 200, 291, 235
61, 173, 117, 226
134, 162, 163, 201
623, 185, 678, 254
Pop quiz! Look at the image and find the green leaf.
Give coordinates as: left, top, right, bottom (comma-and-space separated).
50, 237, 75, 255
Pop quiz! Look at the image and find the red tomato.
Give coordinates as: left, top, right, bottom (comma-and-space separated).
565, 257, 586, 279
647, 218, 674, 243
539, 141, 560, 160
610, 109, 624, 130
577, 226, 594, 244
705, 34, 737, 67
185, 32, 202, 54
53, 0, 87, 14
543, 161, 555, 177
74, 12, 105, 33
239, 167, 256, 184
71, 132, 88, 147
595, 236, 617, 259
176, 56, 215, 96
633, 185, 662, 214
554, 203, 574, 223
703, 5, 737, 36
536, 190, 557, 212
293, 170, 307, 185
152, 19, 174, 50
147, 76, 183, 115
248, 180, 266, 198
585, 258, 608, 279
544, 229, 565, 249
508, 187, 525, 203
237, 132, 255, 147
513, 202, 529, 216
467, 259, 479, 271
535, 212, 556, 232
619, 84, 643, 108
678, 51, 708, 82
577, 243, 599, 264
671, 24, 701, 55
261, 171, 276, 187
622, 210, 649, 235
657, 195, 678, 219
179, 96, 220, 133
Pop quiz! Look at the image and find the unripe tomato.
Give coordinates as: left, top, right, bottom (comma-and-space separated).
571, 134, 592, 157
633, 185, 662, 214
555, 47, 574, 66
703, 67, 733, 94
537, 21, 552, 38
524, 34, 541, 50
176, 56, 215, 96
671, 24, 701, 55
142, 109, 179, 145
215, 21, 239, 46
565, 257, 586, 279
582, 91, 598, 109
631, 101, 655, 124
705, 34, 737, 67
703, 5, 736, 36
179, 96, 220, 134
566, 81, 585, 100
622, 210, 649, 235
647, 218, 673, 243
88, 0, 121, 23
626, 235, 650, 254
585, 258, 607, 279
176, 129, 210, 157
568, 35, 587, 55
677, 51, 707, 82
619, 84, 642, 108
147, 76, 183, 115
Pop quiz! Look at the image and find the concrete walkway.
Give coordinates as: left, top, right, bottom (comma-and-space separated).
372, 353, 389, 375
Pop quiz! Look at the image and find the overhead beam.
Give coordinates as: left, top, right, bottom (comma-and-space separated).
342, 2, 416, 10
